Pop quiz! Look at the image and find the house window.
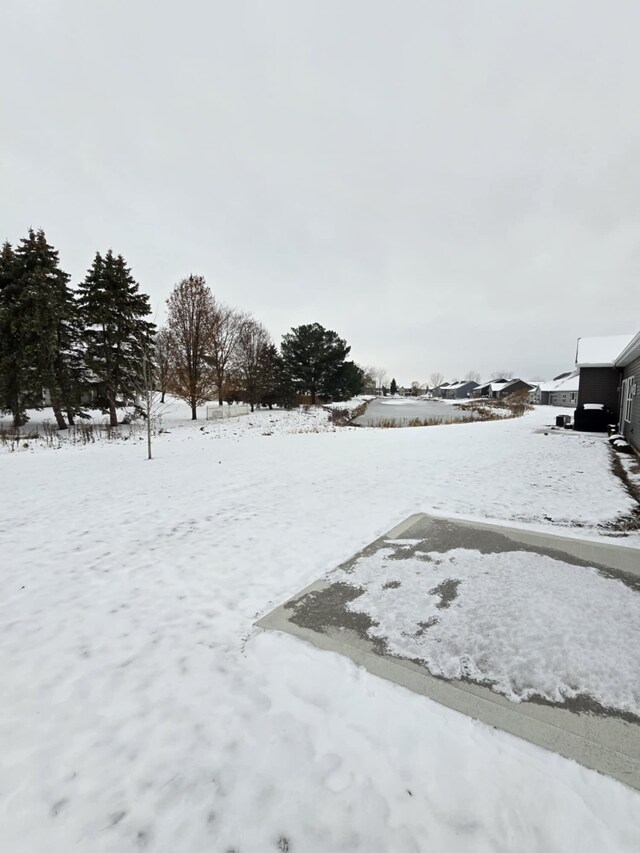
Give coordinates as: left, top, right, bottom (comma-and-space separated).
570, 392, 576, 403
622, 376, 635, 424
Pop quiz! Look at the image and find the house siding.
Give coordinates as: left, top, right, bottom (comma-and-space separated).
443, 382, 478, 399
497, 380, 532, 399
577, 367, 620, 415
621, 354, 640, 453
548, 390, 578, 407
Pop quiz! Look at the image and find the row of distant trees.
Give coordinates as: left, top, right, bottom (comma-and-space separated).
159, 275, 364, 418
0, 229, 365, 428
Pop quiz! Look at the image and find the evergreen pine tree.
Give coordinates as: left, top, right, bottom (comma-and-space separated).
12, 230, 84, 429
0, 231, 82, 428
78, 250, 155, 426
328, 361, 365, 401
390, 377, 398, 396
0, 241, 29, 426
280, 323, 351, 404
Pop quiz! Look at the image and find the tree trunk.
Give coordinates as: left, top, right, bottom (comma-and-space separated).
311, 388, 316, 405
191, 401, 197, 420
108, 397, 118, 427
51, 397, 68, 430
67, 410, 75, 426
161, 390, 165, 403
11, 394, 26, 428
250, 402, 255, 412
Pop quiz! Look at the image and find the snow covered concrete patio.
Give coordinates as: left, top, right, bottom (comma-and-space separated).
258, 514, 640, 790
1, 405, 640, 852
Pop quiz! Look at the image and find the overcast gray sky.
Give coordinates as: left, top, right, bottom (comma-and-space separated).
3, 0, 640, 383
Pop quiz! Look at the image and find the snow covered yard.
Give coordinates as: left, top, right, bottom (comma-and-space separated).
334, 541, 640, 715
1, 404, 640, 852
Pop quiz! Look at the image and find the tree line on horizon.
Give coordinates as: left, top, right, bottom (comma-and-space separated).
0, 229, 365, 428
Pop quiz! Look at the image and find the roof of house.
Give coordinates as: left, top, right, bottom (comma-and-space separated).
534, 371, 580, 394
501, 378, 535, 391
575, 334, 634, 367
445, 380, 479, 391
476, 378, 509, 391
549, 373, 580, 393
498, 377, 536, 391
615, 331, 640, 367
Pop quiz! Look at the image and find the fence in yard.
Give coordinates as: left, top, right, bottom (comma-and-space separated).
206, 405, 251, 420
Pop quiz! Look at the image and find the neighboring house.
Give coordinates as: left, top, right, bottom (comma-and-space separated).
548, 374, 579, 407
431, 382, 450, 398
616, 333, 640, 452
442, 380, 479, 399
530, 372, 574, 405
495, 378, 535, 399
471, 378, 510, 398
575, 334, 635, 421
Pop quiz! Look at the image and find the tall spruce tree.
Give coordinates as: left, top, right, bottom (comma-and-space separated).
78, 250, 155, 426
0, 241, 29, 426
0, 230, 81, 428
14, 230, 84, 429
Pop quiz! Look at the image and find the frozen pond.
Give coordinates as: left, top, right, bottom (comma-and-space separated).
354, 397, 474, 427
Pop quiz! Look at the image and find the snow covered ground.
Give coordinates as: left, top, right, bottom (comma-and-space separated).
336, 544, 640, 713
1, 402, 640, 852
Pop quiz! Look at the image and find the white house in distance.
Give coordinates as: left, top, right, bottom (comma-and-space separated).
530, 372, 580, 407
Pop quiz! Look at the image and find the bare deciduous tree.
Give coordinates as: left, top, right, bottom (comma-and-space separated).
492, 369, 514, 380
372, 367, 388, 391
464, 370, 481, 383
208, 301, 248, 406
429, 371, 444, 389
234, 318, 273, 411
166, 275, 216, 419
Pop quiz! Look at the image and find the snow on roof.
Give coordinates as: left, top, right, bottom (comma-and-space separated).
616, 331, 640, 367
446, 380, 478, 390
477, 378, 509, 389
575, 334, 634, 367
536, 371, 580, 393
502, 378, 535, 391
549, 373, 580, 393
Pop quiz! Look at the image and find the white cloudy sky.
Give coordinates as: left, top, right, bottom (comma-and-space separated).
2, 0, 640, 383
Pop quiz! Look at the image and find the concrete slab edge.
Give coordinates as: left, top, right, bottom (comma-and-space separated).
257, 607, 640, 791
399, 512, 640, 575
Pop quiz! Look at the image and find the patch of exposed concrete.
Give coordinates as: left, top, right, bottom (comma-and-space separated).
429, 578, 461, 609
257, 513, 640, 790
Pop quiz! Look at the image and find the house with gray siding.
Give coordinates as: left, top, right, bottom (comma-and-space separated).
496, 378, 536, 399
615, 333, 640, 453
471, 378, 509, 398
548, 373, 579, 407
442, 380, 479, 399
431, 382, 450, 398
575, 334, 634, 423
529, 372, 573, 405
531, 372, 579, 407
